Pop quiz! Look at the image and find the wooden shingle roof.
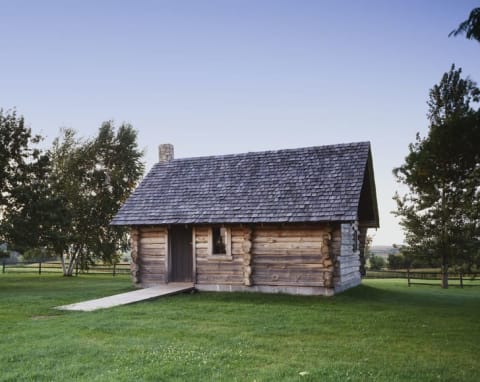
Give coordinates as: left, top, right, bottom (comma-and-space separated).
111, 142, 379, 227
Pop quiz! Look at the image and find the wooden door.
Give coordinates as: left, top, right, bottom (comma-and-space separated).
169, 226, 193, 282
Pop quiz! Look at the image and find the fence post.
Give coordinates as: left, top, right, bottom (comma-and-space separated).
460, 273, 463, 289
2, 260, 5, 274
407, 269, 411, 287
39, 261, 42, 275
113, 263, 116, 276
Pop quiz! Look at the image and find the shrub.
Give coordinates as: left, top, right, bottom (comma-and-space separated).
369, 255, 386, 270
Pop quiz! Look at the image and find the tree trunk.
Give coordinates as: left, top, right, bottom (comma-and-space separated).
62, 248, 79, 276
441, 264, 449, 289
440, 184, 449, 289
60, 254, 67, 275
66, 254, 77, 276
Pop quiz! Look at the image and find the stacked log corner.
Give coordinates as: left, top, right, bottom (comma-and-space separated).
333, 222, 362, 293
130, 228, 140, 286
242, 228, 253, 286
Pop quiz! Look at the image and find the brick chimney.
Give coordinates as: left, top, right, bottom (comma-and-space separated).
158, 144, 174, 163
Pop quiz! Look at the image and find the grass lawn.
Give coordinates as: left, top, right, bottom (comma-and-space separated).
0, 275, 479, 381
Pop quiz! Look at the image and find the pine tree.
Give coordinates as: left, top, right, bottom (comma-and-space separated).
449, 7, 480, 43
393, 65, 480, 288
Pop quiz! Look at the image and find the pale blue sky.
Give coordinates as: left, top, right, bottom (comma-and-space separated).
1, 0, 479, 245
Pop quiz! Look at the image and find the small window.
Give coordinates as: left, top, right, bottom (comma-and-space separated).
210, 227, 231, 257
353, 229, 358, 252
212, 227, 227, 254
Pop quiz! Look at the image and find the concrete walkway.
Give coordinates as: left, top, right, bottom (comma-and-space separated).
55, 283, 194, 312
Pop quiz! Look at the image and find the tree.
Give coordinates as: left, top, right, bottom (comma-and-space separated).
449, 7, 480, 43
360, 234, 373, 276
0, 109, 37, 214
387, 253, 411, 270
387, 250, 437, 270
368, 255, 386, 271
393, 65, 480, 288
1, 152, 70, 257
51, 122, 144, 275
0, 110, 64, 252
1, 112, 143, 274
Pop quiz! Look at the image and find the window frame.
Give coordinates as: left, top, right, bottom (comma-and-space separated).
207, 226, 232, 260
353, 227, 359, 253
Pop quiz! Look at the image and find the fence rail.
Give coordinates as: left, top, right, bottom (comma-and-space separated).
365, 269, 480, 287
3, 261, 479, 286
1, 260, 130, 276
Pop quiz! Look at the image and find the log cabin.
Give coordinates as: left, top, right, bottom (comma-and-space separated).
111, 142, 379, 295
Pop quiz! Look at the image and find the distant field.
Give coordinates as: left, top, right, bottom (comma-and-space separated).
369, 245, 399, 258
0, 275, 479, 381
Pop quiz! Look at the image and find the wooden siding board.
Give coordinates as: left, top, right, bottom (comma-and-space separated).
139, 237, 166, 244
135, 223, 348, 294
137, 227, 167, 285
252, 225, 334, 288
194, 225, 245, 286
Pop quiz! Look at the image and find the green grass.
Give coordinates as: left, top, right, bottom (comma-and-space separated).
0, 275, 479, 381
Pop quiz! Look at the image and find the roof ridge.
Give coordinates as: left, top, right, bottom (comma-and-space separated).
161, 141, 370, 163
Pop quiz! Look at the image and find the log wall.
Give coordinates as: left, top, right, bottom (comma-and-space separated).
132, 227, 167, 286
251, 225, 334, 288
130, 222, 362, 294
333, 222, 362, 292
194, 226, 249, 286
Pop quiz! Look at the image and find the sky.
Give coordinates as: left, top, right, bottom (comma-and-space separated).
1, 0, 479, 246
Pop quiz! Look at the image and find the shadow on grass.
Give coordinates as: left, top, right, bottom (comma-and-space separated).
169, 280, 480, 313
339, 280, 480, 309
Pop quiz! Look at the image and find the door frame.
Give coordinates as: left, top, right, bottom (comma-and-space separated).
167, 225, 196, 283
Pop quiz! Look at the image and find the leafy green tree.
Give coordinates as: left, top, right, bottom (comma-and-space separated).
393, 65, 480, 288
1, 153, 70, 256
387, 251, 438, 270
387, 253, 411, 270
0, 109, 38, 215
0, 109, 66, 254
368, 255, 386, 271
387, 254, 402, 270
51, 122, 144, 275
449, 7, 480, 43
359, 234, 373, 276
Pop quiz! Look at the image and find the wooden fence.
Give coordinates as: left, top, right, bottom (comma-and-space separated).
365, 269, 480, 288
1, 260, 130, 276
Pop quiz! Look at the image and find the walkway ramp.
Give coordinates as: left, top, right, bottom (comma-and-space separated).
55, 283, 194, 312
